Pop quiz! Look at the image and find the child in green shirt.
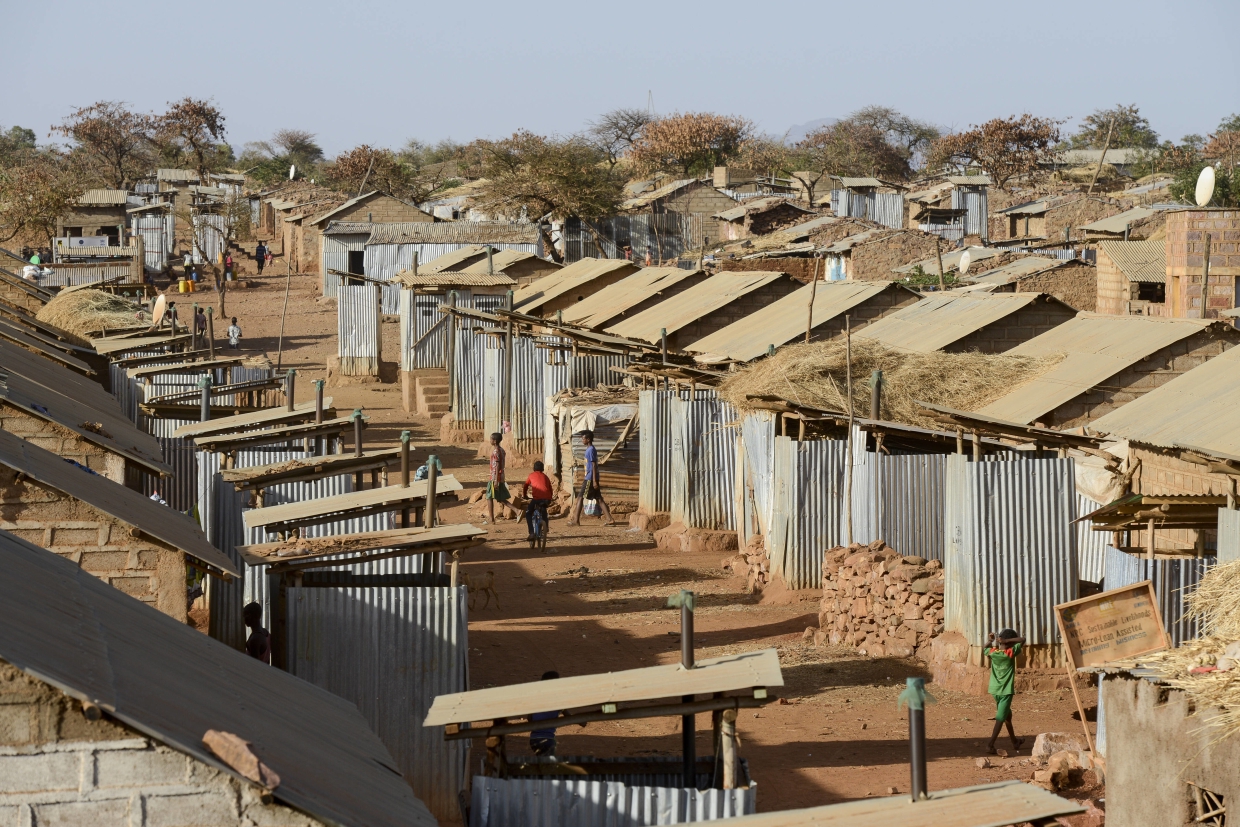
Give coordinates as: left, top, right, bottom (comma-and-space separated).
986, 628, 1027, 755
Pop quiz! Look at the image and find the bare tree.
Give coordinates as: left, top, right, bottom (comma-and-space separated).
154, 98, 227, 181
628, 112, 755, 176
53, 101, 156, 189
177, 192, 252, 316
586, 108, 654, 168
846, 105, 941, 171
930, 115, 1064, 189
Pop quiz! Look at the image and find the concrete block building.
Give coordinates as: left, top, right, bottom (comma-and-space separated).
1165, 209, 1240, 320
1095, 239, 1167, 316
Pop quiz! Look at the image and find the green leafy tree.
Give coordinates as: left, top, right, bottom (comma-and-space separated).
1067, 104, 1159, 149
0, 149, 87, 244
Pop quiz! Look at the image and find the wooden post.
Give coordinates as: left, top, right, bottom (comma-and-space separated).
285, 369, 296, 412
276, 257, 292, 372
870, 369, 882, 420
972, 430, 981, 462
503, 290, 514, 428
955, 427, 964, 455
844, 315, 854, 545
721, 708, 738, 789
934, 235, 945, 292
446, 290, 457, 412
400, 430, 411, 529
1203, 232, 1212, 318
1147, 516, 1156, 580
797, 417, 805, 441
352, 409, 364, 490
805, 256, 820, 344
450, 552, 460, 589
314, 380, 325, 455
423, 454, 439, 574
661, 328, 668, 364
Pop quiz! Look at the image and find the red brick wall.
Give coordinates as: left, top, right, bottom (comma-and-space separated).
1165, 209, 1240, 319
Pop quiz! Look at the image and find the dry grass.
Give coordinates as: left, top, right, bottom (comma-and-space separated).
716, 338, 1063, 427
1138, 560, 1240, 742
36, 289, 149, 344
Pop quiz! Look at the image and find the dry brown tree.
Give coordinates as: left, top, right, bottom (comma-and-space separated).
53, 101, 156, 189
930, 114, 1063, 190
627, 112, 755, 177
154, 98, 227, 182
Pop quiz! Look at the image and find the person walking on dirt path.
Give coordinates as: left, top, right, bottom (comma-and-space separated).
243, 602, 271, 665
521, 461, 554, 542
194, 307, 207, 338
485, 432, 519, 526
227, 317, 242, 349
255, 242, 267, 275
567, 429, 617, 526
985, 628, 1026, 755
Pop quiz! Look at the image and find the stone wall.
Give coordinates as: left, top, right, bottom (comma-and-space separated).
816, 541, 945, 660
0, 280, 44, 314
719, 257, 818, 283
1015, 262, 1097, 312
0, 468, 188, 621
850, 231, 942, 281
0, 407, 127, 484
0, 661, 324, 827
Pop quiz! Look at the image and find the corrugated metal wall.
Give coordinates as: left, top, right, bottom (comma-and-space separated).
288, 584, 469, 825
831, 191, 904, 230
768, 436, 848, 590
568, 354, 629, 389
470, 774, 755, 827
1103, 546, 1209, 647
1218, 508, 1240, 564
563, 214, 708, 264
737, 413, 776, 546
951, 187, 989, 238
42, 262, 133, 288
638, 390, 674, 514
401, 290, 455, 371
322, 233, 369, 298
337, 283, 381, 375
449, 296, 508, 429
669, 392, 738, 531
1076, 492, 1110, 583
192, 213, 228, 264
943, 455, 1078, 646
132, 212, 173, 273
872, 451, 948, 563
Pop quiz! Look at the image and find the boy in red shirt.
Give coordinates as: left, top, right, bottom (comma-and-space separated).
521, 461, 554, 542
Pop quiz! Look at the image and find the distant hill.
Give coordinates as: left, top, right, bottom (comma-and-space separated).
783, 117, 838, 144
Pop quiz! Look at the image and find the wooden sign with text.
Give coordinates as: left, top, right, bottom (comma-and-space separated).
1056, 581, 1169, 669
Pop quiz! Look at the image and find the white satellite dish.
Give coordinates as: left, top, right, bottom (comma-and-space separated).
289, 164, 296, 180
1195, 166, 1216, 207
958, 249, 972, 275
151, 294, 168, 327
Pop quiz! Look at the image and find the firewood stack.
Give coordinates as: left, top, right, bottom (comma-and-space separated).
817, 540, 945, 659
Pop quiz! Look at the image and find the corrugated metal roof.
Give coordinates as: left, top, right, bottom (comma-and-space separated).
455, 249, 543, 275
965, 256, 1065, 286
75, 189, 129, 207
607, 271, 789, 344
948, 176, 991, 187
707, 780, 1081, 826
1090, 343, 1240, 456
237, 523, 484, 567
188, 185, 227, 197
172, 400, 330, 439
0, 367, 169, 476
243, 476, 464, 533
619, 178, 699, 210
0, 320, 93, 373
559, 267, 703, 329
893, 245, 1002, 275
1096, 239, 1166, 284
0, 529, 435, 827
712, 197, 809, 222
0, 428, 238, 577
1079, 207, 1159, 234
907, 182, 953, 203
209, 172, 246, 183
686, 281, 911, 362
512, 258, 637, 313
418, 245, 492, 273
996, 199, 1051, 216
839, 177, 883, 188
424, 648, 782, 726
367, 221, 540, 246
855, 292, 1045, 353
322, 221, 375, 236
394, 272, 516, 288
978, 315, 1227, 424
156, 168, 199, 183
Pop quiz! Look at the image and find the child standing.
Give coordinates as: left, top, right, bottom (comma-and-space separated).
243, 602, 271, 664
485, 432, 519, 526
227, 317, 242, 349
985, 628, 1026, 755
567, 429, 616, 526
521, 461, 554, 542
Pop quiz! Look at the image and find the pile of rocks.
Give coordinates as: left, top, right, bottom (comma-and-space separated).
817, 540, 945, 659
723, 537, 769, 593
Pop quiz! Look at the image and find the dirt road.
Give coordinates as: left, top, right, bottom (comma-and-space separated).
219, 270, 1099, 812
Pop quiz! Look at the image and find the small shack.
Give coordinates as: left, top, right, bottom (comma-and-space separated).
977, 315, 1239, 429
425, 648, 782, 827
992, 194, 1119, 243
544, 387, 640, 505
0, 426, 239, 621
512, 257, 641, 317
818, 227, 941, 282
55, 189, 131, 245
831, 178, 905, 229
607, 271, 800, 352
1079, 205, 1168, 241
1095, 239, 1167, 315
855, 292, 1077, 354
0, 528, 436, 827
712, 197, 813, 241
686, 280, 921, 364
305, 192, 435, 280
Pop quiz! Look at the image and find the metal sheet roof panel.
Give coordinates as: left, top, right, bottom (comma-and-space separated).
559, 268, 704, 329
424, 648, 782, 726
0, 529, 435, 827
854, 292, 1044, 353
512, 258, 638, 313
1096, 239, 1166, 283
607, 271, 789, 344
367, 221, 540, 246
978, 314, 1224, 424
1079, 207, 1159, 235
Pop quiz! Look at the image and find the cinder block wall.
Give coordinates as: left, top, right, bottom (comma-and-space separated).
809, 288, 922, 343
0, 661, 326, 826
852, 232, 941, 281
1166, 209, 1240, 319
0, 408, 127, 483
1040, 329, 1237, 429
0, 281, 45, 314
1016, 262, 1097, 311
669, 277, 801, 350
0, 470, 188, 621
947, 298, 1077, 353
1095, 248, 1140, 315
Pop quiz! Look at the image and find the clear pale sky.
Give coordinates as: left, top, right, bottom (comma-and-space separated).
6, 0, 1237, 156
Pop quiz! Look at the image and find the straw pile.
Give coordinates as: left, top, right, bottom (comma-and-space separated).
1138, 559, 1240, 741
717, 338, 1063, 428
36, 289, 149, 344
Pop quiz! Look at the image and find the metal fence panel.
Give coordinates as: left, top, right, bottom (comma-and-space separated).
471, 774, 755, 827
951, 187, 989, 238
1219, 508, 1240, 565
322, 232, 370, 298
41, 262, 133, 288
192, 213, 228, 264
669, 392, 737, 531
1104, 546, 1209, 647
568, 354, 628, 389
738, 413, 776, 546
638, 390, 674, 514
337, 283, 381, 375
287, 585, 469, 824
832, 191, 904, 230
133, 212, 173, 273
875, 452, 948, 562
1076, 492, 1110, 583
943, 455, 1078, 646
563, 214, 708, 264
